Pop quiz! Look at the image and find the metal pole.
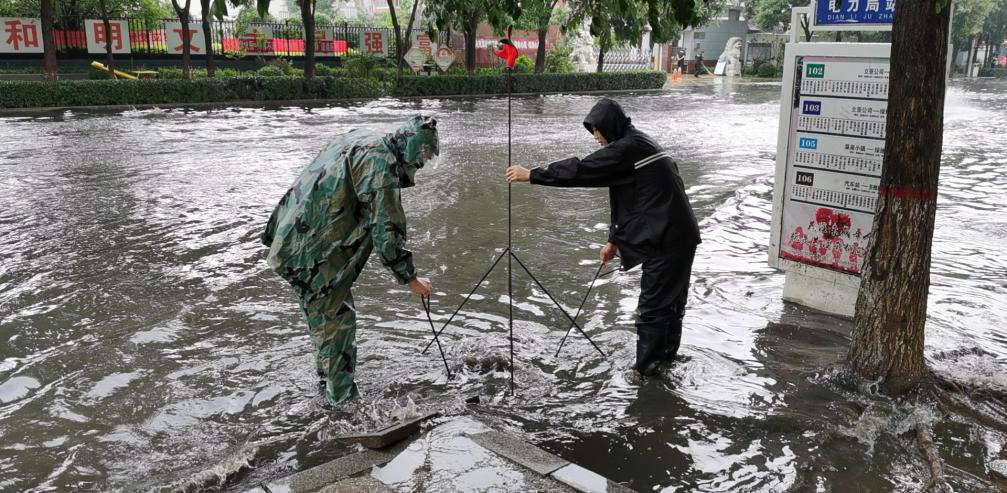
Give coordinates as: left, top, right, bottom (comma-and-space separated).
507, 68, 514, 395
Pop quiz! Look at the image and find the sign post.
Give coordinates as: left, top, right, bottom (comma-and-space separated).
404, 45, 426, 73
434, 45, 456, 72
769, 5, 894, 317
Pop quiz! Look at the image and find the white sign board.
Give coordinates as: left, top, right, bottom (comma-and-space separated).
435, 46, 456, 71
404, 45, 426, 73
359, 30, 387, 57
769, 42, 891, 316
0, 17, 43, 54
165, 21, 205, 55
85, 19, 131, 54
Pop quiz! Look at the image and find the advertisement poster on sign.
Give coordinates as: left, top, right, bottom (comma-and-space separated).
778, 56, 890, 275
360, 30, 387, 56
435, 46, 456, 71
165, 21, 205, 55
1, 17, 43, 54
85, 19, 131, 54
404, 45, 425, 73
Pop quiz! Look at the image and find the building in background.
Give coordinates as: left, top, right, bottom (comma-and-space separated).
679, 7, 752, 71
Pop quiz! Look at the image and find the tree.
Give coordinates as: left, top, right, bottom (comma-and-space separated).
40, 0, 57, 80
386, 0, 421, 77
200, 0, 216, 76
746, 0, 813, 41
99, 0, 115, 78
171, 0, 193, 78
301, 0, 318, 77
564, 0, 718, 73
511, 0, 562, 73
848, 0, 953, 394
425, 0, 520, 74
951, 0, 996, 74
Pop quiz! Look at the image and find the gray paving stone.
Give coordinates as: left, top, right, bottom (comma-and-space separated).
466, 430, 570, 476
264, 442, 407, 493
550, 463, 636, 493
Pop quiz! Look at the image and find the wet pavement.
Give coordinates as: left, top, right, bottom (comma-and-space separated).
1, 79, 1006, 492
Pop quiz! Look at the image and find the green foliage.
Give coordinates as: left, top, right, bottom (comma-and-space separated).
513, 55, 534, 74
389, 71, 666, 97
978, 67, 1007, 76
257, 64, 284, 76
235, 6, 277, 35
314, 63, 335, 76
545, 42, 575, 73
746, 0, 810, 32
952, 0, 997, 43
0, 76, 383, 109
757, 62, 781, 78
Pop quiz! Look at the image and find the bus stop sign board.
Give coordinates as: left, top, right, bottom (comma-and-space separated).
813, 0, 895, 30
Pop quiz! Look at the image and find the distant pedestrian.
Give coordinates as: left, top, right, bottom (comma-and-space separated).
694, 52, 704, 77
677, 51, 686, 74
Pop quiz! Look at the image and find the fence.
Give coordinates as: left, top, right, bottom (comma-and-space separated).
597, 46, 652, 72
48, 16, 394, 59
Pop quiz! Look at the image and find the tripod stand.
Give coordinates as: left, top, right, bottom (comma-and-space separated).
421, 42, 607, 393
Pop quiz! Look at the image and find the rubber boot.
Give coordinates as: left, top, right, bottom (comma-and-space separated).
635, 325, 666, 376
663, 315, 684, 363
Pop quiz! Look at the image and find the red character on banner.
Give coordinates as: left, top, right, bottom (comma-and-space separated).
363, 32, 383, 55
4, 19, 40, 51
93, 22, 124, 50
315, 30, 332, 54
173, 27, 201, 53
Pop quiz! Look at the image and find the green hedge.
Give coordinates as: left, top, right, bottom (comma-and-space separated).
390, 71, 667, 98
0, 76, 382, 109
978, 67, 1007, 78
0, 71, 667, 109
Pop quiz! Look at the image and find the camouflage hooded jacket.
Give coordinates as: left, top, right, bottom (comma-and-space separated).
261, 116, 439, 294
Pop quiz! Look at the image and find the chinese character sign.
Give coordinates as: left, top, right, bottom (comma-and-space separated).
778, 57, 890, 275
360, 31, 387, 56
165, 21, 205, 55
815, 0, 894, 26
314, 27, 335, 57
85, 19, 131, 54
237, 24, 273, 54
1, 17, 43, 54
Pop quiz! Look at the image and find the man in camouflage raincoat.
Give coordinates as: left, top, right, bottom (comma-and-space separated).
262, 116, 438, 405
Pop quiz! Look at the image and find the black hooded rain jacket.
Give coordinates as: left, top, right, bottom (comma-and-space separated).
529, 98, 701, 268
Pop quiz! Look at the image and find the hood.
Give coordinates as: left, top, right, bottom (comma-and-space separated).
583, 98, 632, 143
387, 116, 439, 187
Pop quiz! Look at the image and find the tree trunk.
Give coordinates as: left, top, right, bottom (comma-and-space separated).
835, 31, 842, 42
848, 0, 953, 395
40, 0, 58, 80
302, 0, 315, 77
534, 26, 547, 73
200, 0, 214, 77
386, 0, 403, 77
464, 11, 479, 75
969, 35, 980, 76
596, 46, 606, 73
801, 16, 812, 42
99, 0, 114, 78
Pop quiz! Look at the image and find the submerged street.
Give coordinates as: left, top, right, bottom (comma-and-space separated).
1, 80, 1005, 491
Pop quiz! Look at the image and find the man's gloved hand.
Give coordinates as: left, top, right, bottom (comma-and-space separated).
408, 277, 433, 298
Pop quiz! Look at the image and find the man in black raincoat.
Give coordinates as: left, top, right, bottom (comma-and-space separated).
506, 98, 701, 376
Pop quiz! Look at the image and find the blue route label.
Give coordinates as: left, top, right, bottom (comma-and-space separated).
802, 101, 822, 115
815, 0, 895, 26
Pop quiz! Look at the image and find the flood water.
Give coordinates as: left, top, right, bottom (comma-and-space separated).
1, 80, 1005, 492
